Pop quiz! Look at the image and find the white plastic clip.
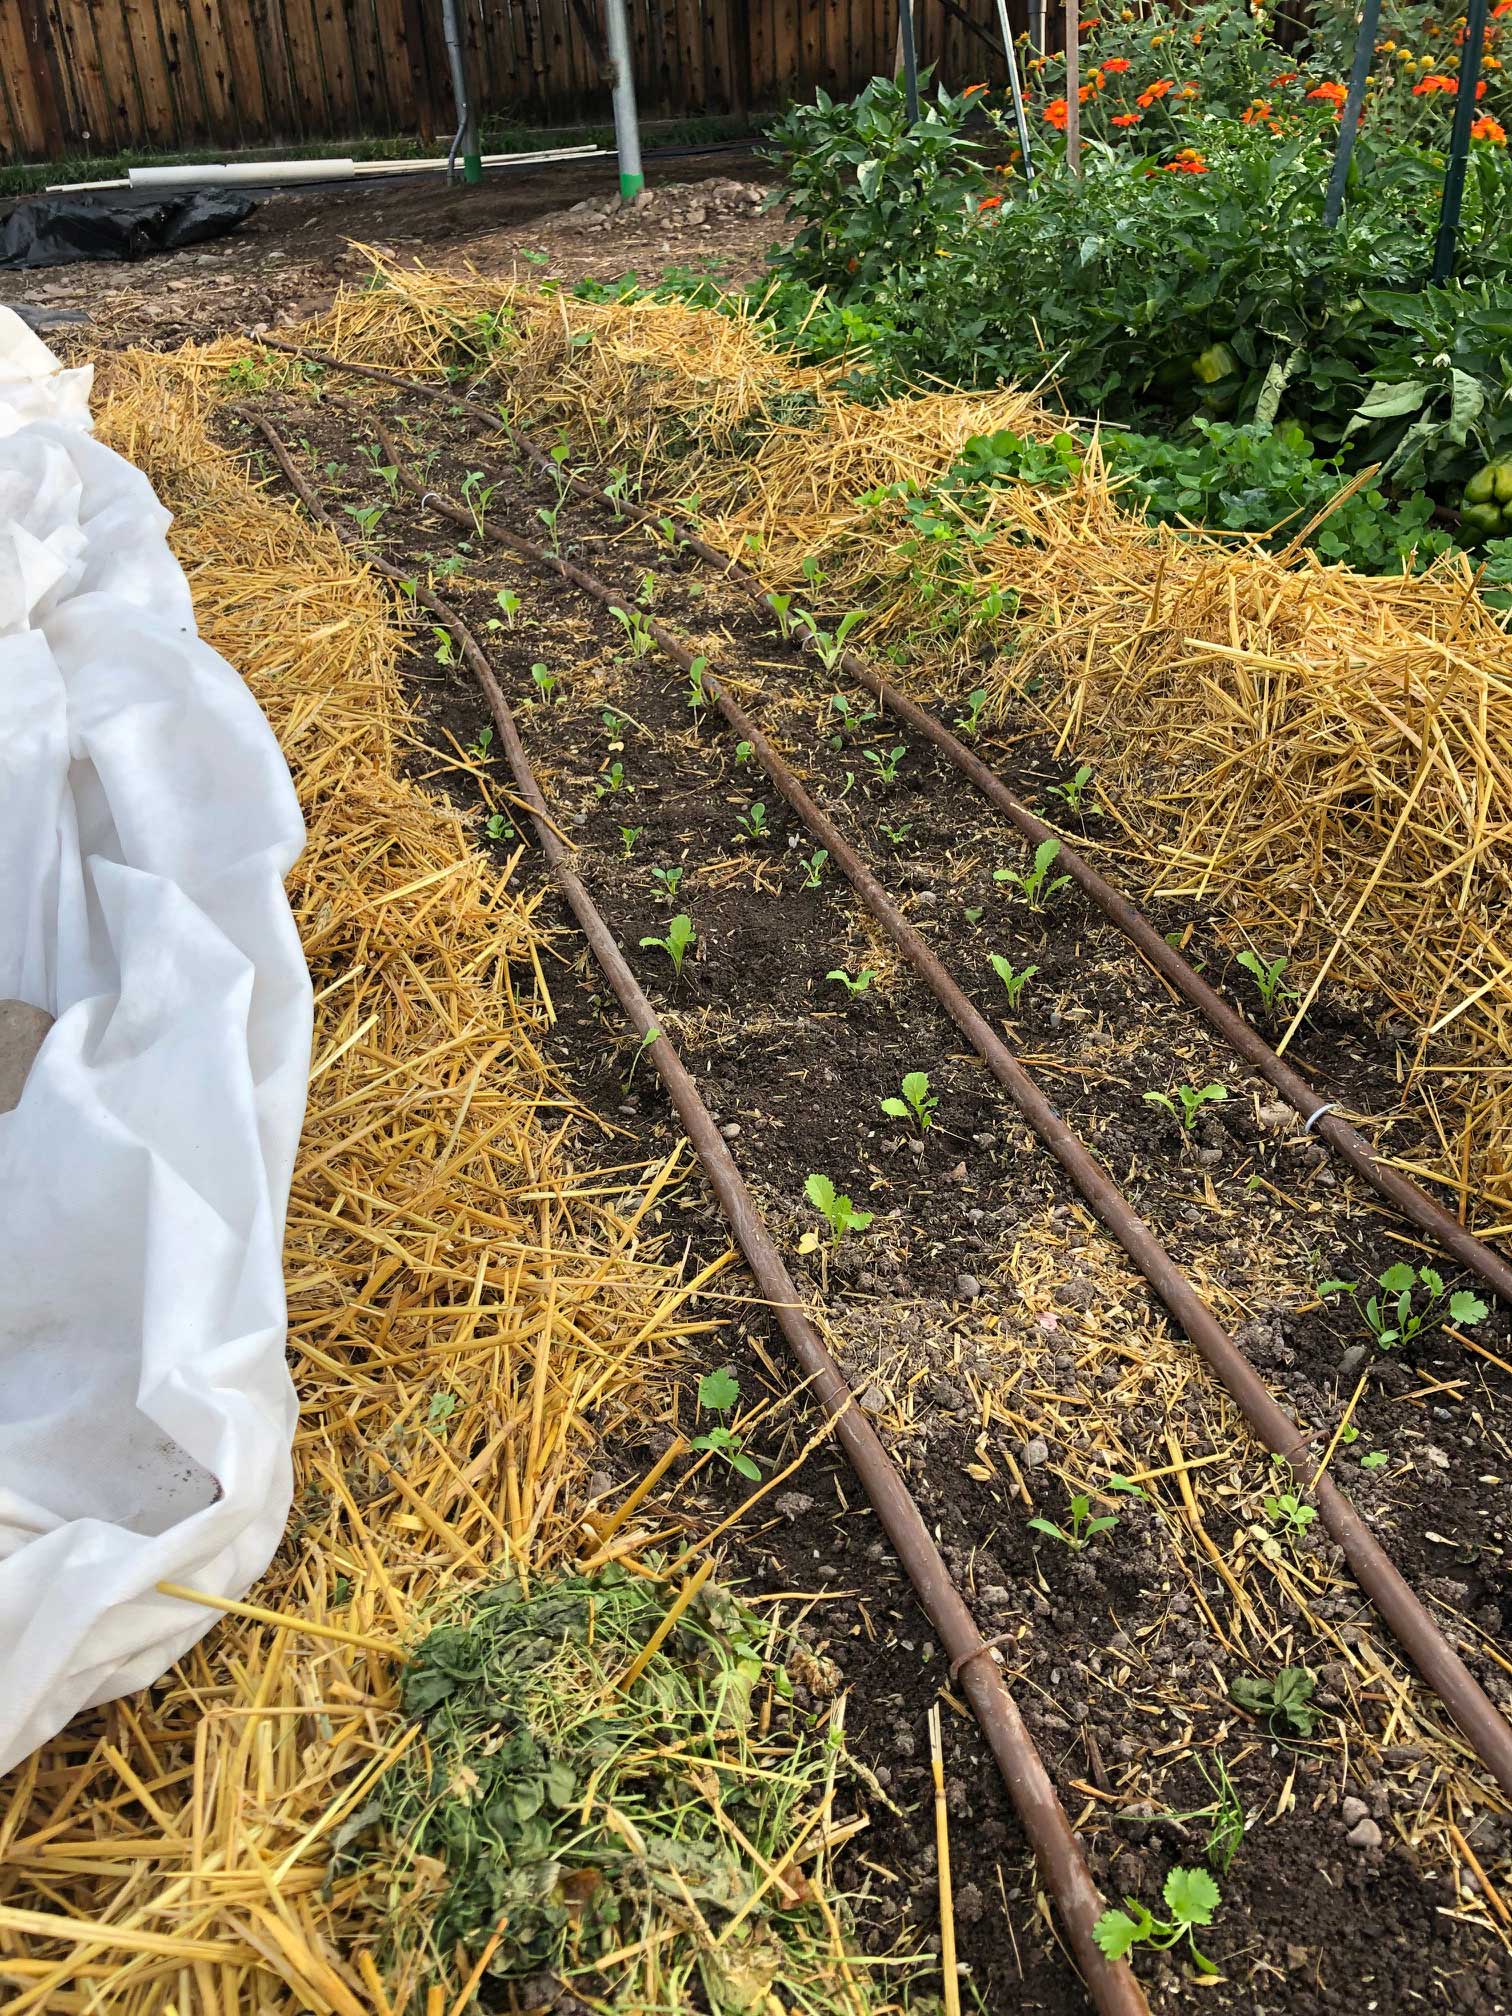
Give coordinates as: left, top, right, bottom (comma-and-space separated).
1303, 1102, 1338, 1136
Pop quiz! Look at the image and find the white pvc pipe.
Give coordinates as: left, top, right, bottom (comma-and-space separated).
129, 160, 356, 188
602, 0, 644, 200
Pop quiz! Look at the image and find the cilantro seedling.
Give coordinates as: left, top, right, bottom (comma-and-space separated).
639, 912, 695, 979
1144, 1082, 1227, 1131
995, 836, 1070, 911
691, 1366, 760, 1481
1094, 1866, 1221, 1975
827, 967, 875, 998
1028, 1492, 1118, 1552
989, 952, 1038, 1010
881, 1070, 937, 1132
1236, 949, 1297, 1015
1317, 1264, 1488, 1352
1230, 1665, 1318, 1737
804, 1172, 873, 1248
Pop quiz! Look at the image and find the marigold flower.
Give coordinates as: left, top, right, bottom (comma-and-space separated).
1306, 78, 1348, 102
1472, 111, 1508, 140
1043, 96, 1070, 128
1136, 76, 1174, 106
1412, 71, 1458, 92
1111, 110, 1143, 124
962, 82, 989, 96
978, 192, 1005, 208
1241, 97, 1275, 122
1102, 56, 1130, 72
1271, 69, 1299, 84
1161, 146, 1208, 172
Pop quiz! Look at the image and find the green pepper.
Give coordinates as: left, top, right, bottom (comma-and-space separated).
1193, 342, 1239, 386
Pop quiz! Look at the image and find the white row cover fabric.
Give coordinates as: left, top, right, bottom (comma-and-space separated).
0, 309, 311, 1774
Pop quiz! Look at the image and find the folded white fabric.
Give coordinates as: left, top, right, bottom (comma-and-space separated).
0, 310, 311, 1774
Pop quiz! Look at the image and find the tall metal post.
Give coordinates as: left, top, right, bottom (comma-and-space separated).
439, 0, 481, 185
1322, 0, 1382, 227
1431, 0, 1490, 280
603, 0, 645, 201
1064, 0, 1081, 173
993, 0, 1035, 181
898, 0, 921, 122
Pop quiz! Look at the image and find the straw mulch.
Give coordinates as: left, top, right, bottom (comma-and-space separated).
0, 349, 718, 2014
283, 261, 1512, 1242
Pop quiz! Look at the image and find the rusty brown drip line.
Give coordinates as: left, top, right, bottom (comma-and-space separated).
250, 331, 1512, 1311
241, 406, 1146, 2016
361, 428, 1512, 1805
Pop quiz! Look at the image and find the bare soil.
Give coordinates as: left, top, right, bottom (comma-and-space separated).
224, 379, 1512, 2016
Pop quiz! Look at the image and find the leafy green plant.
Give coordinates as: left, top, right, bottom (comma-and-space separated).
794, 608, 865, 673
1264, 1491, 1317, 1540
735, 740, 754, 766
465, 724, 493, 761
954, 687, 988, 739
685, 655, 709, 711
1144, 1082, 1227, 1131
880, 1070, 936, 1132
798, 849, 828, 890
804, 1172, 873, 1248
989, 953, 1038, 1011
619, 825, 643, 858
1230, 1665, 1318, 1737
1028, 1493, 1119, 1552
1317, 1264, 1488, 1351
737, 802, 769, 841
878, 818, 912, 848
343, 501, 388, 538
1235, 950, 1296, 1015
596, 761, 629, 797
484, 811, 515, 842
433, 627, 458, 668
461, 468, 498, 537
1048, 764, 1096, 816
766, 591, 796, 639
828, 693, 877, 747
864, 744, 905, 787
489, 588, 522, 630
639, 912, 695, 979
692, 1367, 760, 1480
995, 837, 1069, 911
610, 607, 657, 661
1094, 1867, 1221, 1976
827, 966, 875, 997
530, 662, 558, 703
652, 865, 684, 904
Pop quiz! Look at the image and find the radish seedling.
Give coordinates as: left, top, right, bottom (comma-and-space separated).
1236, 950, 1296, 1015
652, 865, 684, 904
1094, 1867, 1221, 1976
691, 1366, 760, 1480
737, 802, 769, 841
639, 912, 695, 979
995, 837, 1069, 911
798, 849, 828, 889
804, 1173, 873, 1247
1028, 1493, 1118, 1551
619, 826, 643, 859
1048, 763, 1096, 814
827, 967, 875, 998
1144, 1082, 1227, 1131
881, 1070, 936, 1132
1317, 1263, 1487, 1351
989, 953, 1038, 1010
954, 687, 989, 738
864, 744, 906, 786
530, 662, 558, 702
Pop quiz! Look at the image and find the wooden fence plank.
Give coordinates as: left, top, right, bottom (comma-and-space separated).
0, 5, 44, 160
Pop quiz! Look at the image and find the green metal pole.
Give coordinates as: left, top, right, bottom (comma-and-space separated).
1431, 0, 1490, 282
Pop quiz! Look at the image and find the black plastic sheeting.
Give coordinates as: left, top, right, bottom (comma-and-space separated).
0, 189, 256, 270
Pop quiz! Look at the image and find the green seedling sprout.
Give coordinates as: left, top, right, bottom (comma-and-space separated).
880, 1070, 937, 1132
827, 967, 875, 998
691, 1366, 760, 1481
829, 693, 877, 748
638, 569, 658, 609
492, 588, 522, 629
1094, 1867, 1222, 1976
433, 627, 458, 668
1144, 1082, 1227, 1131
484, 812, 515, 842
609, 606, 656, 661
1235, 949, 1296, 1015
766, 591, 796, 639
737, 802, 769, 841
734, 740, 753, 766
530, 662, 558, 702
535, 498, 563, 550
619, 826, 643, 859
995, 836, 1070, 911
1230, 1664, 1318, 1737
686, 655, 708, 711
465, 724, 493, 761
794, 608, 864, 673
639, 912, 695, 979
596, 761, 629, 798
1316, 1264, 1487, 1351
460, 469, 498, 537
989, 953, 1038, 1011
878, 818, 912, 848
955, 687, 989, 738
343, 502, 388, 538
604, 465, 632, 516
798, 849, 828, 890
602, 709, 626, 743
1027, 1492, 1119, 1552
864, 744, 906, 786
800, 554, 826, 591
1264, 1491, 1317, 1539
652, 865, 684, 905
803, 1173, 873, 1249
1048, 763, 1097, 815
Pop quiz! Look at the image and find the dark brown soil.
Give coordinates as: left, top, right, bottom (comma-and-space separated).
225, 381, 1512, 2016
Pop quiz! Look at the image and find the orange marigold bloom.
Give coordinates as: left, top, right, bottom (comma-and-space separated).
1102, 56, 1131, 72
1241, 97, 1275, 122
1111, 110, 1143, 124
1271, 69, 1299, 84
1472, 111, 1508, 140
1177, 81, 1200, 97
1495, 1, 1512, 15
962, 81, 989, 96
1043, 96, 1070, 127
978, 192, 1005, 208
1306, 78, 1348, 102
1412, 71, 1455, 90
1162, 146, 1208, 172
1136, 76, 1174, 106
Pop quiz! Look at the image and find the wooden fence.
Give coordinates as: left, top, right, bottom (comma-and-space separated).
0, 0, 1029, 165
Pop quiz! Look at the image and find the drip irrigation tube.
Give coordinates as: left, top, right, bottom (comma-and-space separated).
242, 405, 1148, 2016
250, 332, 1512, 1313
363, 428, 1512, 1802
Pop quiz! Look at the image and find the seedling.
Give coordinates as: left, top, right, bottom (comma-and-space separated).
596, 761, 629, 797
800, 553, 826, 591
1264, 1491, 1317, 1539
343, 502, 388, 538
604, 466, 632, 516
795, 608, 865, 673
735, 740, 753, 766
1094, 1867, 1222, 1976
1048, 763, 1097, 815
639, 912, 695, 979
995, 837, 1070, 911
1230, 1664, 1318, 1737
357, 442, 399, 499
1236, 950, 1297, 1015
989, 953, 1038, 1010
485, 812, 516, 842
691, 1366, 760, 1481
1316, 1264, 1487, 1351
489, 588, 522, 630
864, 744, 906, 787
465, 724, 493, 761
1360, 1449, 1389, 1470
798, 849, 829, 890
1028, 1492, 1118, 1552
766, 591, 796, 639
954, 687, 989, 738
530, 662, 558, 703
460, 469, 498, 537
652, 865, 684, 904
803, 1172, 873, 1248
1144, 1082, 1227, 1131
535, 498, 563, 550
609, 607, 656, 661
602, 709, 626, 742
638, 569, 658, 609
964, 905, 984, 925
827, 967, 875, 998
829, 693, 878, 748
433, 627, 457, 668
623, 1023, 659, 1092
737, 801, 769, 841
878, 818, 913, 848
685, 655, 708, 711
979, 583, 1016, 622
619, 825, 643, 859
880, 1070, 937, 1132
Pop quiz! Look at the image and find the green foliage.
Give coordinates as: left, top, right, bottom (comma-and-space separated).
827, 965, 875, 997
954, 687, 989, 738
1094, 1865, 1222, 1975
1144, 1081, 1227, 1131
863, 743, 905, 786
1264, 1490, 1317, 1539
465, 723, 493, 761
804, 1172, 874, 1246
989, 952, 1038, 1010
639, 912, 696, 978
1230, 1664, 1319, 1737
1048, 764, 1096, 816
530, 661, 558, 702
880, 1069, 937, 1131
1028, 1493, 1119, 1552
693, 1366, 761, 1480
610, 606, 657, 661
1318, 1263, 1488, 1350
1236, 949, 1296, 1015
996, 836, 1070, 911
737, 801, 770, 840
652, 864, 684, 904
798, 848, 829, 889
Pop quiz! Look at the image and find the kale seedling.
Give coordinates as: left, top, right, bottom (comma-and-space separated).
827, 967, 875, 998
343, 501, 388, 538
1230, 1665, 1318, 1737
1094, 1867, 1222, 1975
989, 952, 1038, 1010
1028, 1492, 1118, 1551
1317, 1264, 1487, 1351
804, 1172, 873, 1248
795, 608, 864, 673
798, 849, 829, 890
738, 801, 769, 841
878, 817, 912, 848
995, 837, 1070, 911
1236, 950, 1297, 1015
864, 744, 906, 787
881, 1070, 937, 1132
639, 912, 695, 979
487, 588, 522, 631
652, 865, 684, 904
1048, 763, 1096, 814
691, 1366, 760, 1482
954, 687, 989, 738
1144, 1082, 1227, 1131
